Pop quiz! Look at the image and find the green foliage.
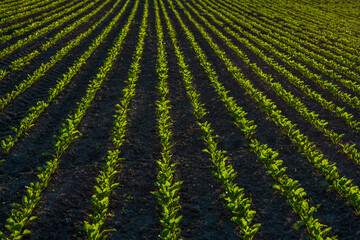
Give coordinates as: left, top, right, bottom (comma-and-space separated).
82, 1, 147, 239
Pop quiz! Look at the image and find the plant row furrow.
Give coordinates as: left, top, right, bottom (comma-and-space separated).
151, 0, 183, 239
0, 0, 95, 61
198, 0, 360, 134
0, 0, 110, 112
0, 0, 87, 44
0, 0, 126, 155
82, 0, 145, 238
0, 0, 137, 238
187, 0, 360, 173
168, 0, 336, 238
0, 0, 111, 81
173, 0, 360, 215
161, 0, 263, 238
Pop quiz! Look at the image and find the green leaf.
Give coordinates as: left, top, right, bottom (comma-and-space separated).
293, 221, 303, 230
22, 229, 31, 235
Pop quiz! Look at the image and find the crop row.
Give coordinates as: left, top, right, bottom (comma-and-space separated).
202, 0, 360, 132
151, 1, 182, 239
165, 0, 341, 238
217, 0, 360, 74
0, 0, 358, 239
0, 0, 113, 81
83, 0, 146, 238
0, 0, 138, 238
0, 0, 67, 25
0, 0, 85, 44
239, 0, 360, 52
0, 0, 80, 37
173, 0, 360, 217
187, 0, 360, 176
161, 0, 261, 237
0, 0, 127, 156
0, 0, 98, 61
206, 0, 360, 118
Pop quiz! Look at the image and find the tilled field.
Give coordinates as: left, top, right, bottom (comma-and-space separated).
0, 0, 360, 239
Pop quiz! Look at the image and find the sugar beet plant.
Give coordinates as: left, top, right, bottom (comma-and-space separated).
0, 0, 98, 61
171, 0, 360, 215
186, 1, 360, 168
161, 0, 261, 238
0, 0, 359, 238
166, 0, 336, 238
0, 0, 112, 81
82, 0, 147, 239
0, 0, 128, 155
198, 0, 360, 134
0, 1, 139, 239
151, 1, 182, 239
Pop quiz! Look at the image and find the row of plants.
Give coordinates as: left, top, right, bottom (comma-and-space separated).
0, 0, 54, 18
209, 0, 360, 76
151, 1, 183, 238
0, 0, 80, 36
0, 0, 138, 238
201, 0, 360, 134
0, 0, 96, 61
206, 2, 360, 123
222, 0, 360, 65
172, 0, 360, 216
0, 0, 67, 26
0, 0, 86, 44
0, 0, 108, 111
259, 28, 360, 112
225, 0, 360, 74
161, 0, 261, 238
210, 0, 360, 100
255, 27, 360, 96
0, 0, 32, 7
0, 0, 50, 18
188, 0, 360, 169
273, 0, 360, 60
82, 0, 144, 238
0, 0, 111, 81
0, 0, 34, 11
0, 0, 127, 155
239, 0, 360, 54
168, 0, 335, 238
253, 16, 360, 78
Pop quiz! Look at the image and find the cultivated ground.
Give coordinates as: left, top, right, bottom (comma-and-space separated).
0, 0, 360, 239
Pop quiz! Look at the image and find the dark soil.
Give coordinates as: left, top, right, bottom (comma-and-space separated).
1, 0, 360, 239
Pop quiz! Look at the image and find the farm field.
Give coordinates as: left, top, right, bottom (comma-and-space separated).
0, 0, 360, 239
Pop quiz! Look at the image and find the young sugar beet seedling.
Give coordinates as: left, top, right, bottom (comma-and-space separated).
0, 0, 127, 155
173, 0, 360, 216
166, 0, 337, 238
0, 1, 139, 238
151, 1, 183, 238
161, 0, 260, 238
82, 0, 145, 239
